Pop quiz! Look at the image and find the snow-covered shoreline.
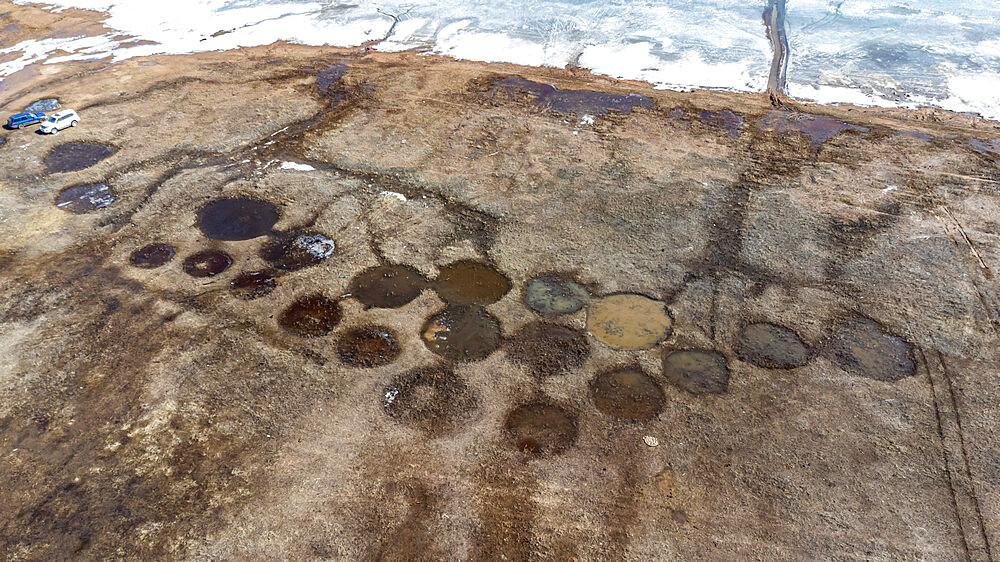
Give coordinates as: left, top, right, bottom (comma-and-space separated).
4, 0, 1000, 121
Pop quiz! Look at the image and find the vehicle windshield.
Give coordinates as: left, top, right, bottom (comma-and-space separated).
45, 116, 57, 122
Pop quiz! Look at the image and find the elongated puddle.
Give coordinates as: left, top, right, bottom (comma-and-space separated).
45, 142, 114, 173
586, 294, 672, 350
827, 318, 914, 381
590, 368, 665, 421
55, 183, 115, 214
349, 264, 427, 308
503, 402, 578, 456
196, 197, 280, 241
230, 270, 277, 300
129, 243, 174, 268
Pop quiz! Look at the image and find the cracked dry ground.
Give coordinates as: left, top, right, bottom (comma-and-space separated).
1, 46, 999, 560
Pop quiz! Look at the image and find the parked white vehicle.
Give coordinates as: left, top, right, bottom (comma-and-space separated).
39, 109, 79, 133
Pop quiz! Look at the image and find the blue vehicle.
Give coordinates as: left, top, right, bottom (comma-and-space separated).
6, 111, 47, 129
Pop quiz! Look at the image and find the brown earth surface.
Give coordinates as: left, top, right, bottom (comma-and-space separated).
1, 1, 999, 559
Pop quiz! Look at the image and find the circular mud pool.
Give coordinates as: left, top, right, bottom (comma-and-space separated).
195, 197, 280, 241
382, 365, 478, 436
54, 183, 115, 214
45, 142, 114, 174
586, 294, 673, 350
278, 295, 342, 337
737, 323, 810, 369
129, 243, 174, 268
230, 270, 277, 300
182, 250, 232, 278
827, 318, 914, 381
260, 230, 335, 271
523, 274, 590, 316
337, 326, 401, 368
349, 264, 427, 308
504, 402, 578, 456
433, 260, 512, 305
662, 350, 730, 395
422, 305, 501, 362
505, 321, 589, 377
590, 368, 665, 421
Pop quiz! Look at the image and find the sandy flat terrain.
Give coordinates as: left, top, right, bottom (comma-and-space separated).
1, 2, 999, 559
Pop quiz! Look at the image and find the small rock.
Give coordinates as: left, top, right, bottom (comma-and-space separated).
643, 435, 659, 447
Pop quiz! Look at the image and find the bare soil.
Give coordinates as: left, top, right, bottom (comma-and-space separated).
1, 1, 999, 559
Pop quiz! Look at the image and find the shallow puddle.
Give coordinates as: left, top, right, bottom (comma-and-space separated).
182, 250, 232, 278
382, 365, 478, 436
54, 183, 115, 214
523, 275, 590, 316
421, 305, 501, 362
827, 318, 914, 381
503, 402, 578, 456
337, 326, 401, 368
590, 368, 665, 421
45, 142, 114, 174
278, 295, 342, 337
433, 260, 512, 305
586, 294, 672, 350
349, 264, 427, 308
699, 109, 744, 137
230, 270, 277, 300
259, 230, 335, 271
756, 111, 868, 148
317, 63, 347, 93
128, 243, 174, 268
662, 350, 730, 395
195, 197, 280, 241
736, 323, 809, 369
493, 76, 654, 116
505, 322, 589, 378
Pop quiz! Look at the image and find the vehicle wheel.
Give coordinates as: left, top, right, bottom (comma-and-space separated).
70, 120, 78, 127
17, 124, 22, 129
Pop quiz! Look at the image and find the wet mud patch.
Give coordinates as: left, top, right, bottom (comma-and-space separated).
504, 402, 578, 456
278, 294, 342, 337
337, 325, 401, 367
492, 76, 653, 116
129, 243, 174, 268
316, 63, 347, 94
433, 260, 511, 305
970, 138, 1000, 157
590, 368, 665, 421
756, 111, 868, 149
736, 323, 809, 369
259, 230, 335, 271
523, 274, 590, 316
422, 305, 501, 362
586, 294, 673, 350
827, 318, 915, 381
382, 364, 478, 436
349, 264, 427, 308
25, 98, 59, 112
699, 109, 744, 137
230, 270, 277, 300
195, 197, 280, 241
45, 142, 113, 173
55, 183, 115, 214
662, 350, 730, 395
505, 321, 589, 378
182, 250, 232, 278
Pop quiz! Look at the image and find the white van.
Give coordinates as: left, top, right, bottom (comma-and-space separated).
39, 109, 80, 134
